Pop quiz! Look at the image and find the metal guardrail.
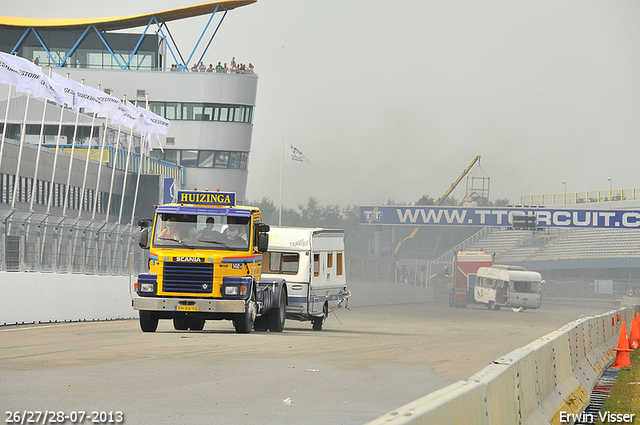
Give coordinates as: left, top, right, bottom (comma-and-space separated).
0, 210, 146, 276
43, 144, 186, 185
519, 188, 640, 206
431, 226, 492, 265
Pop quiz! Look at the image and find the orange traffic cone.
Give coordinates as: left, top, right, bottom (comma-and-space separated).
612, 322, 632, 368
630, 317, 640, 350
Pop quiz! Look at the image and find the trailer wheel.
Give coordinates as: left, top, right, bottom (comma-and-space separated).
487, 302, 494, 310
173, 313, 189, 330
312, 303, 328, 331
234, 291, 256, 334
188, 317, 205, 331
139, 310, 159, 333
267, 288, 286, 332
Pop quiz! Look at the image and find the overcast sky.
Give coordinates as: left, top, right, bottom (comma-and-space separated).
4, 1, 640, 208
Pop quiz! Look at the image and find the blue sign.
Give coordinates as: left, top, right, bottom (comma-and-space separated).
360, 206, 640, 229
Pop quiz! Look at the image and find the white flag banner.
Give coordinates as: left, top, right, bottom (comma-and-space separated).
49, 71, 77, 108
108, 99, 138, 129
285, 143, 311, 165
137, 106, 171, 135
71, 80, 102, 114
0, 51, 63, 104
93, 89, 124, 120
0, 52, 24, 87
131, 105, 169, 154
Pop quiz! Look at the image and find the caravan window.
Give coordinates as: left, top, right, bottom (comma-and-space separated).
265, 252, 299, 274
337, 252, 343, 276
327, 253, 333, 269
313, 254, 320, 277
513, 281, 537, 293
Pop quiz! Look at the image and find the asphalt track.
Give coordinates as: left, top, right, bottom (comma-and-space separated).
0, 296, 620, 425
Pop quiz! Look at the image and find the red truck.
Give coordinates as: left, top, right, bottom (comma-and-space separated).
445, 250, 493, 308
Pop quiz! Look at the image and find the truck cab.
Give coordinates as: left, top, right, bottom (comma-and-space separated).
446, 250, 493, 308
133, 190, 286, 333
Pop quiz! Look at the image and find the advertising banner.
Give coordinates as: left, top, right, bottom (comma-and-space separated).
360, 206, 640, 229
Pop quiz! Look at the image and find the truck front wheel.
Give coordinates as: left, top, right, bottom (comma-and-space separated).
234, 292, 256, 334
139, 310, 159, 333
173, 313, 189, 330
188, 317, 205, 331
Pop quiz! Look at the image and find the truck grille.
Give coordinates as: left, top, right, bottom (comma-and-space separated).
162, 262, 214, 293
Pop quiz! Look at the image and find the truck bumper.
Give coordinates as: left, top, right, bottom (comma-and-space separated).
133, 296, 246, 313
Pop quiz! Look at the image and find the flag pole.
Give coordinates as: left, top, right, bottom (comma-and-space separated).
29, 67, 53, 211
279, 138, 284, 226
10, 92, 31, 209
92, 85, 110, 221
130, 94, 148, 227
117, 98, 136, 225
0, 85, 14, 181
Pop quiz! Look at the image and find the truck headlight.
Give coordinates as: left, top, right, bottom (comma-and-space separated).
140, 283, 155, 293
224, 286, 239, 296
223, 285, 247, 297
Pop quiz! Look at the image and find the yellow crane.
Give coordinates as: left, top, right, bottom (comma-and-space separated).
393, 155, 482, 257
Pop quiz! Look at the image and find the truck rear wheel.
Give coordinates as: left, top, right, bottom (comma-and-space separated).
233, 292, 256, 334
267, 288, 286, 332
139, 310, 159, 332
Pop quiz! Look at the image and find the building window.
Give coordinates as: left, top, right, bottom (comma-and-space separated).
198, 151, 215, 168
180, 150, 198, 167
150, 149, 248, 170
148, 102, 253, 123
214, 152, 229, 168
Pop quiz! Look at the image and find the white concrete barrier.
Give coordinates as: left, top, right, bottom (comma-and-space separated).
366, 306, 639, 425
0, 274, 433, 325
0, 271, 135, 325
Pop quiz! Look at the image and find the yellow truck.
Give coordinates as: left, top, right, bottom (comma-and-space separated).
132, 190, 286, 333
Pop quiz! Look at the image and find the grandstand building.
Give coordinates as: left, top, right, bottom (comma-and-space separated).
0, 0, 257, 220
0, 1, 258, 274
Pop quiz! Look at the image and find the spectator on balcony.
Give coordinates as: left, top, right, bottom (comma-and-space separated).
215, 62, 223, 73
207, 64, 214, 72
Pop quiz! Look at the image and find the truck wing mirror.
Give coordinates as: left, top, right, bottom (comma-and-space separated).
257, 223, 270, 233
139, 228, 150, 249
138, 218, 153, 229
443, 265, 452, 277
257, 232, 269, 253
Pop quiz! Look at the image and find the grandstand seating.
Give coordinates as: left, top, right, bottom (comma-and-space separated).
467, 227, 640, 262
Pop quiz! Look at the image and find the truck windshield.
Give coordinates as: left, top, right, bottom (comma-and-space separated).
153, 213, 250, 251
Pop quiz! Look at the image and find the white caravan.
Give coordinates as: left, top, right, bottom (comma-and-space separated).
262, 227, 350, 330
474, 265, 544, 311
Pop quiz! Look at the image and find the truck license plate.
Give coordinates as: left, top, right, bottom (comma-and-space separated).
176, 305, 199, 312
